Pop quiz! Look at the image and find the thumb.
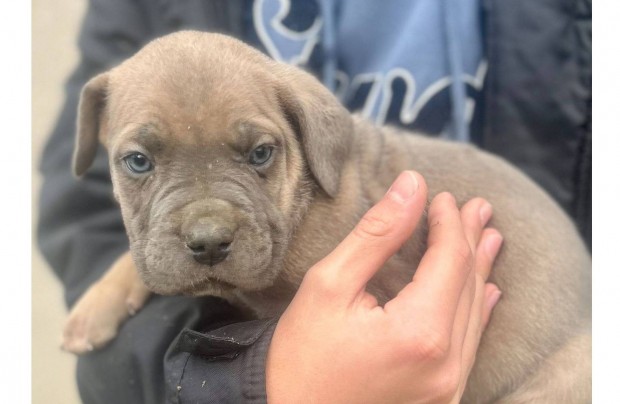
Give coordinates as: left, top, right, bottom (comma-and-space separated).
309, 171, 428, 302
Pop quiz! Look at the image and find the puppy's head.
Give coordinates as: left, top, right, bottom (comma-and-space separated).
74, 31, 353, 296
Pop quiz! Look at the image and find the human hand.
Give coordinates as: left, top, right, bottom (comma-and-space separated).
266, 171, 503, 404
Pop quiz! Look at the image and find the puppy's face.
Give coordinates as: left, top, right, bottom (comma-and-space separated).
73, 32, 353, 296
107, 96, 298, 296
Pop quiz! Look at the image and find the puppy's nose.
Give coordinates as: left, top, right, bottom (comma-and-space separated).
185, 222, 234, 266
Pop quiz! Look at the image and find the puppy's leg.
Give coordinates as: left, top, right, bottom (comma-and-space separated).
494, 325, 592, 404
61, 251, 151, 354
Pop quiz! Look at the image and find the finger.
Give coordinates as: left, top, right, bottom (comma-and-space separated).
452, 227, 502, 333
457, 282, 501, 394
449, 260, 476, 361
386, 192, 474, 335
480, 283, 502, 331
474, 228, 503, 281
308, 171, 428, 301
461, 229, 503, 353
460, 198, 493, 253
456, 231, 503, 393
448, 200, 493, 353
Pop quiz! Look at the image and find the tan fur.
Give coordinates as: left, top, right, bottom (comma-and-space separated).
64, 32, 591, 403
62, 252, 150, 353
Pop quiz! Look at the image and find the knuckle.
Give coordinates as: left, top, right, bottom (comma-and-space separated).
304, 266, 340, 297
354, 212, 393, 240
407, 329, 451, 362
429, 368, 461, 402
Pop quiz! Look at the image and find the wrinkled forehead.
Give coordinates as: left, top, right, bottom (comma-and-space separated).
109, 61, 274, 111
105, 62, 287, 147
111, 117, 283, 154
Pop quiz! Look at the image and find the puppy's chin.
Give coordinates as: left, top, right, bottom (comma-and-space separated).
135, 247, 284, 297
174, 277, 237, 297
141, 269, 278, 297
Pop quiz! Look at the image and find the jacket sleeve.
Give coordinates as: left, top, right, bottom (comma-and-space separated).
37, 0, 154, 307
481, 0, 591, 249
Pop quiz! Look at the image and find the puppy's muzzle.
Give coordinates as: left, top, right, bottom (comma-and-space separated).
183, 217, 236, 266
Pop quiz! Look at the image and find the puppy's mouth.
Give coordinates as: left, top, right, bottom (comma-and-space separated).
178, 276, 237, 296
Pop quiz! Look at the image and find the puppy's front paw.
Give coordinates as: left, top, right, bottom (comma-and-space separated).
61, 252, 150, 354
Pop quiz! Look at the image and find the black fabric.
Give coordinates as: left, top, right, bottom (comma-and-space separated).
165, 319, 277, 403
76, 295, 250, 404
481, 0, 591, 248
36, 0, 591, 403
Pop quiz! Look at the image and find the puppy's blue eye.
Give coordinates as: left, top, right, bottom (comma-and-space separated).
124, 153, 153, 174
249, 145, 273, 166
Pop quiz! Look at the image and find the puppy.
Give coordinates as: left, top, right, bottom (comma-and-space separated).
64, 31, 591, 403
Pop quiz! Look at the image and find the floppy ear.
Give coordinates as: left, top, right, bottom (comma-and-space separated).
73, 72, 109, 177
277, 67, 353, 198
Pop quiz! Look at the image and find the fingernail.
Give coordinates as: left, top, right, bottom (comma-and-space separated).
479, 202, 493, 226
127, 303, 136, 316
486, 289, 502, 311
387, 171, 419, 203
483, 232, 503, 259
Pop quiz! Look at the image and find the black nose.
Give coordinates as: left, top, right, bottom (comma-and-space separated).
185, 222, 234, 266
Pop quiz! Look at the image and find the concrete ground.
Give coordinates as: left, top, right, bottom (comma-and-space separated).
32, 1, 86, 403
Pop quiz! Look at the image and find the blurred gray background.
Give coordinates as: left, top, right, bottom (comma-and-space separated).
33, 0, 85, 402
